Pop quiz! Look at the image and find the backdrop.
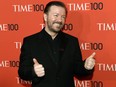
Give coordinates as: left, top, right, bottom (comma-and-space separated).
0, 0, 116, 87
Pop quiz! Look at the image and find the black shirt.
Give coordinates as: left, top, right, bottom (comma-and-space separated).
42, 29, 62, 65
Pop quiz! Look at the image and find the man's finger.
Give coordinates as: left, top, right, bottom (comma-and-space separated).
33, 58, 39, 64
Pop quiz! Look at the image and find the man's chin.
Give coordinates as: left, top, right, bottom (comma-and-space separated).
53, 30, 60, 33
52, 28, 61, 33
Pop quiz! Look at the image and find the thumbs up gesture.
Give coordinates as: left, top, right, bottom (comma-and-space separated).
84, 52, 96, 70
33, 58, 45, 77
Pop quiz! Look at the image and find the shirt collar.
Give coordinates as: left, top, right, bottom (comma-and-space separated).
42, 27, 62, 41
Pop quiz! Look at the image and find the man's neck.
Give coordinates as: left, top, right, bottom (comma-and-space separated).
45, 28, 58, 40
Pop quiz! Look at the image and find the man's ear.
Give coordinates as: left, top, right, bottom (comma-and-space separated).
44, 13, 47, 21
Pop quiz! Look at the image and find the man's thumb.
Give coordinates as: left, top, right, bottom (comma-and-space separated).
33, 58, 39, 64
89, 52, 96, 58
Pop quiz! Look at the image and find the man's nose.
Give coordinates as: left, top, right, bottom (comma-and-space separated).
57, 16, 62, 22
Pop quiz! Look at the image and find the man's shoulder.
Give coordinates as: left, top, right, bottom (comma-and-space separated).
23, 31, 42, 42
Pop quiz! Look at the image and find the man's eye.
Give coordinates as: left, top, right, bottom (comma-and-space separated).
62, 16, 66, 19
54, 15, 58, 17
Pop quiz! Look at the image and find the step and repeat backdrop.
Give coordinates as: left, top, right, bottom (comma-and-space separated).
0, 0, 116, 87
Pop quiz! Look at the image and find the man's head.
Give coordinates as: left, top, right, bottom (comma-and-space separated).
44, 1, 67, 33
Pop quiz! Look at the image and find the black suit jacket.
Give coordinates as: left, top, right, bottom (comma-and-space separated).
18, 29, 93, 87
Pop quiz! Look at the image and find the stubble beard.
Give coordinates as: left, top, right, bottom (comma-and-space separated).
47, 22, 64, 33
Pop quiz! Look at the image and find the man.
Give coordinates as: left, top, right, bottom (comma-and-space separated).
18, 1, 96, 87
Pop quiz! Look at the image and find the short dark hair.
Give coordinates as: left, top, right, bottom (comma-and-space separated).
44, 1, 67, 15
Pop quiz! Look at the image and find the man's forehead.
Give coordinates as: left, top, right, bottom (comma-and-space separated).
49, 6, 66, 14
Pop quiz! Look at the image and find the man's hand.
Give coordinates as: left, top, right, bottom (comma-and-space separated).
84, 52, 96, 70
33, 58, 45, 77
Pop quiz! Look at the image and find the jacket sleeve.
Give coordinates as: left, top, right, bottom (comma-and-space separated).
73, 38, 94, 77
18, 38, 41, 82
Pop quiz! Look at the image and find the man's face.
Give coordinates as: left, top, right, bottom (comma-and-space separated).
44, 6, 66, 33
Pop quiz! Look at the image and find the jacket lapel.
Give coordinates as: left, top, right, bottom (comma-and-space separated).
56, 32, 69, 73
59, 32, 68, 63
